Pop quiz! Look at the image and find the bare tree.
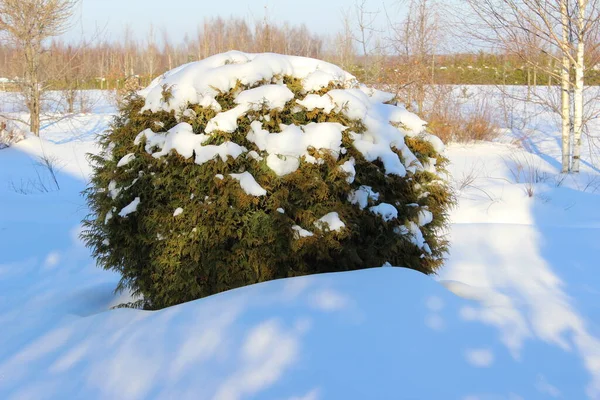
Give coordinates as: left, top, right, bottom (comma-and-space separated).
49, 39, 91, 114
333, 9, 357, 71
0, 0, 78, 135
142, 24, 159, 85
387, 0, 441, 114
121, 25, 137, 79
464, 0, 600, 173
352, 0, 384, 82
161, 29, 174, 72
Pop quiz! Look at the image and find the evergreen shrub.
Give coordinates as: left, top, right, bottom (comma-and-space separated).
83, 51, 454, 309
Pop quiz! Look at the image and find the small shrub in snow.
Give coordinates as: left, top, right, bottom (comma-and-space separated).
425, 87, 499, 143
0, 118, 26, 149
83, 51, 453, 309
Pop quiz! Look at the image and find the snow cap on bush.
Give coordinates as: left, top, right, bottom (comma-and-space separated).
83, 51, 453, 309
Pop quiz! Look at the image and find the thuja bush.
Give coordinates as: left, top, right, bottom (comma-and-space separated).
83, 51, 454, 310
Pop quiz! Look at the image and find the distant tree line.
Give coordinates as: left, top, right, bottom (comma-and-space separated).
0, 16, 325, 91
3, 12, 600, 95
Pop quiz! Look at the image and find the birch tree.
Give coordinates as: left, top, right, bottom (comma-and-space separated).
0, 0, 78, 135
561, 0, 572, 171
464, 0, 600, 173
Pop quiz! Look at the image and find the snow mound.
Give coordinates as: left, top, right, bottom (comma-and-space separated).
118, 197, 140, 217
314, 212, 345, 232
230, 171, 267, 197
2, 265, 597, 399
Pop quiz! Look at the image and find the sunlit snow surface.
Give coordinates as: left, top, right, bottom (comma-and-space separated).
1, 88, 600, 399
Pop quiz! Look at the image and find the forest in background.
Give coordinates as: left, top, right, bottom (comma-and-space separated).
3, 5, 600, 94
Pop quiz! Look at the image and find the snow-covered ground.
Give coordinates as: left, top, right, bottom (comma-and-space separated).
1, 88, 599, 399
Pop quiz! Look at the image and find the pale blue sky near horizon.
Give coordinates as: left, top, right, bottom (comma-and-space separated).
68, 0, 401, 42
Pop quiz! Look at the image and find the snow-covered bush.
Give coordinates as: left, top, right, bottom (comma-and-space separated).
0, 118, 26, 150
83, 51, 453, 309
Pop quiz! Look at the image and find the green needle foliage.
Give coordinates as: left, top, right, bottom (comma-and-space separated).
83, 69, 454, 310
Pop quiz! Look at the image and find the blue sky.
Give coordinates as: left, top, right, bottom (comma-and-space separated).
70, 0, 398, 42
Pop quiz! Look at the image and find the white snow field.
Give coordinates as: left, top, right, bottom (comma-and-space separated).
1, 82, 600, 400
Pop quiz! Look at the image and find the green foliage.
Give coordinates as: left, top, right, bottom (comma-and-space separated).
83, 75, 454, 310
160, 84, 174, 105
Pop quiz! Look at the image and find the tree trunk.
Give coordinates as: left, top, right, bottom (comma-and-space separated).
431, 52, 435, 85
26, 43, 41, 136
572, 0, 586, 173
31, 83, 41, 135
527, 67, 531, 101
68, 94, 74, 114
417, 80, 425, 115
561, 0, 571, 173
